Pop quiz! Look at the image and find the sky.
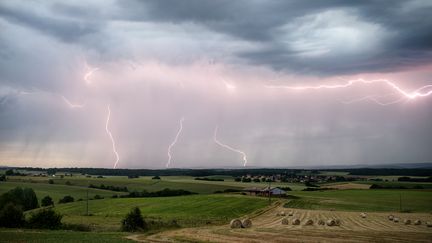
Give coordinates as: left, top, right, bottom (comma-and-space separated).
1, 0, 432, 169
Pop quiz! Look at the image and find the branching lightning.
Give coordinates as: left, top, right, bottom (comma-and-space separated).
106, 105, 120, 169
265, 78, 432, 104
166, 117, 185, 168
59, 95, 86, 108
213, 126, 248, 167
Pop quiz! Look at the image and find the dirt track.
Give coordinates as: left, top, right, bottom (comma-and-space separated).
130, 203, 432, 243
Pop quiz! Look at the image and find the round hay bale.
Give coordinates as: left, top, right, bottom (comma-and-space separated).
426, 222, 432, 227
360, 213, 367, 218
404, 219, 411, 225
281, 218, 289, 225
414, 220, 422, 225
335, 219, 341, 226
288, 211, 294, 216
326, 219, 336, 226
388, 215, 394, 221
393, 217, 399, 223
318, 219, 325, 225
292, 218, 301, 225
304, 219, 314, 226
230, 219, 242, 229
241, 218, 252, 228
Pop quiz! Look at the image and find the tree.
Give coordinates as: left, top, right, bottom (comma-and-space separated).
0, 187, 39, 211
23, 188, 39, 210
28, 209, 62, 229
121, 207, 146, 231
41, 196, 54, 207
5, 169, 14, 176
0, 203, 24, 228
58, 195, 74, 204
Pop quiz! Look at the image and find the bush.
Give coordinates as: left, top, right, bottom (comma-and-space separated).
121, 207, 147, 232
0, 187, 39, 211
152, 176, 161, 180
58, 195, 74, 204
94, 195, 104, 200
28, 209, 62, 229
41, 196, 54, 207
0, 203, 25, 228
0, 175, 6, 181
48, 179, 54, 184
65, 181, 72, 186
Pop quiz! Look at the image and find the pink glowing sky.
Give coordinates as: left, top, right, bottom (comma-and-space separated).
0, 1, 432, 168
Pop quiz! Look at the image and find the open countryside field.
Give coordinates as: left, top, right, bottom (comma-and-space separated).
0, 181, 126, 202
141, 203, 432, 243
53, 194, 269, 231
2, 169, 432, 242
287, 189, 432, 212
6, 175, 307, 192
0, 229, 133, 243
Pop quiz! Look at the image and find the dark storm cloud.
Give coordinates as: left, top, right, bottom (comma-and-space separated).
0, 2, 102, 42
117, 0, 432, 75
2, 1, 431, 75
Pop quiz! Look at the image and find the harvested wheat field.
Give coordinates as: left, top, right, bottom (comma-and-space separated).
133, 203, 432, 243
322, 183, 371, 190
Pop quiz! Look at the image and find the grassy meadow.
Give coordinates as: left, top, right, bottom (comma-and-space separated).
53, 194, 269, 231
286, 189, 432, 212
0, 229, 132, 243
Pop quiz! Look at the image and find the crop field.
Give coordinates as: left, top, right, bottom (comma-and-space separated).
141, 203, 432, 243
287, 189, 432, 212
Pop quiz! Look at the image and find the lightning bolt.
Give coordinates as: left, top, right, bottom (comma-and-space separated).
83, 63, 99, 85
265, 78, 432, 102
341, 94, 408, 106
166, 117, 185, 168
59, 95, 86, 108
213, 125, 248, 167
105, 105, 120, 169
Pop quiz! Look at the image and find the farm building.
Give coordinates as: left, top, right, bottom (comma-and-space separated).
243, 187, 286, 197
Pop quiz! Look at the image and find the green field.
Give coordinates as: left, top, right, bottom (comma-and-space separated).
0, 182, 126, 202
0, 229, 132, 243
5, 175, 307, 193
356, 180, 432, 189
52, 194, 268, 231
286, 189, 432, 212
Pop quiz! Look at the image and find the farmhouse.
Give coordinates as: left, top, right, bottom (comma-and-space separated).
243, 187, 286, 197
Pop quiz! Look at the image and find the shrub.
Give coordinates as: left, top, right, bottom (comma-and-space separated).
94, 195, 104, 200
0, 187, 39, 211
65, 181, 72, 186
0, 175, 6, 181
0, 203, 24, 228
58, 195, 74, 204
48, 179, 54, 184
28, 209, 62, 229
121, 207, 146, 232
41, 196, 54, 207
152, 176, 161, 180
